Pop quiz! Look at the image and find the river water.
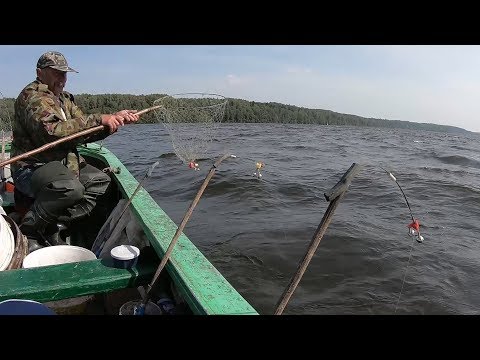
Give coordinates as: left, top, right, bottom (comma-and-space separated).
102, 123, 480, 315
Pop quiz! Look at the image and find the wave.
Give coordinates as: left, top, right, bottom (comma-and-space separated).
436, 154, 480, 168
110, 123, 480, 314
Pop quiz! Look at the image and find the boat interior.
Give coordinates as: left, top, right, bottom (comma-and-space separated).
0, 148, 192, 315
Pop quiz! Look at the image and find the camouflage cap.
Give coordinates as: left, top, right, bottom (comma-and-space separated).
36, 51, 78, 73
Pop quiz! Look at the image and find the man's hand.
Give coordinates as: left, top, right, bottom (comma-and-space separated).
101, 110, 140, 133
115, 110, 140, 124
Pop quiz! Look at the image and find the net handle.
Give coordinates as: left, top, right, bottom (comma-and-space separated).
0, 105, 163, 169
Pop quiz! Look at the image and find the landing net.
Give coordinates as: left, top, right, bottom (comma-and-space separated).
153, 93, 227, 169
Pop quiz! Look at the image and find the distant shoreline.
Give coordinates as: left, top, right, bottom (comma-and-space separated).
0, 94, 471, 135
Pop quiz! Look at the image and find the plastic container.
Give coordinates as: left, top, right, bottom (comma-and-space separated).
22, 245, 97, 314
22, 245, 97, 268
0, 299, 57, 315
119, 300, 162, 315
110, 245, 140, 269
0, 213, 15, 271
0, 194, 6, 215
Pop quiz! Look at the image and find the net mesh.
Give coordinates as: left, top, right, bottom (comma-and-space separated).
153, 93, 227, 164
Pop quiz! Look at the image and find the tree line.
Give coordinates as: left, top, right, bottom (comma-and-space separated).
0, 93, 470, 134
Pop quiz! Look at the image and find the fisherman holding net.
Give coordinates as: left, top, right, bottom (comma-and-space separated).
11, 51, 141, 252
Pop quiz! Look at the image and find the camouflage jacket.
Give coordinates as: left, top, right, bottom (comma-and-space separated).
11, 79, 110, 176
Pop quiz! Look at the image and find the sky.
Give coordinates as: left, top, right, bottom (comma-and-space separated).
1, 45, 480, 132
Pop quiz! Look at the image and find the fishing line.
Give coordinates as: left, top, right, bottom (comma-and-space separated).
391, 209, 447, 314
146, 109, 431, 315
225, 154, 300, 210
376, 165, 426, 313
135, 153, 233, 315
393, 235, 415, 313
220, 158, 426, 314
214, 153, 430, 314
130, 95, 233, 315
377, 167, 465, 313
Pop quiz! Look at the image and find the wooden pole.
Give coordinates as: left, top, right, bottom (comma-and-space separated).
274, 163, 363, 315
94, 161, 160, 257
0, 105, 163, 169
140, 153, 232, 309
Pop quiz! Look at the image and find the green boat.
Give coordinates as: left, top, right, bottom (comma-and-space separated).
0, 141, 258, 315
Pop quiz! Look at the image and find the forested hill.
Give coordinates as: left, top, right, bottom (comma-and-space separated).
0, 93, 471, 134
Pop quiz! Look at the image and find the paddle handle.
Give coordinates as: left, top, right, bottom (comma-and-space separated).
0, 105, 163, 169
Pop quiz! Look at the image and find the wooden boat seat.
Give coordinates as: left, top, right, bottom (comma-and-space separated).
0, 256, 157, 303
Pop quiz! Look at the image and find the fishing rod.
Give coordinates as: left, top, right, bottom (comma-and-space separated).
0, 105, 163, 169
93, 160, 160, 257
380, 167, 423, 243
134, 153, 235, 315
377, 166, 426, 313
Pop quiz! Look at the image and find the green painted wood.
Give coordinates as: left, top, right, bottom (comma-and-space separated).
79, 143, 258, 315
0, 259, 156, 302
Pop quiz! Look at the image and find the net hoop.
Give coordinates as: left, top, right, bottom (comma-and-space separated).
154, 93, 227, 112
153, 93, 227, 165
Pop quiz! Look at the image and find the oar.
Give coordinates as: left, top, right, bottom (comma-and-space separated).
274, 163, 363, 315
0, 105, 163, 169
135, 153, 234, 315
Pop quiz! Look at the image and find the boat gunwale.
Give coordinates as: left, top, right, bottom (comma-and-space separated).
80, 143, 257, 315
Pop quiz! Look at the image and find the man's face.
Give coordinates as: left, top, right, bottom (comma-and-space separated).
37, 67, 67, 97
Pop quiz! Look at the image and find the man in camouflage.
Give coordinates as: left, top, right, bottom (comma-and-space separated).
12, 51, 140, 251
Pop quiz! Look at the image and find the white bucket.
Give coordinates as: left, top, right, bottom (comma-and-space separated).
22, 245, 97, 314
0, 214, 15, 271
23, 245, 97, 268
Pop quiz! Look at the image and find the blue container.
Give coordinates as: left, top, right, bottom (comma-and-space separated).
0, 299, 56, 315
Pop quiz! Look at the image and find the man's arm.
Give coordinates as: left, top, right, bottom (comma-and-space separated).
67, 93, 139, 135
25, 92, 103, 141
